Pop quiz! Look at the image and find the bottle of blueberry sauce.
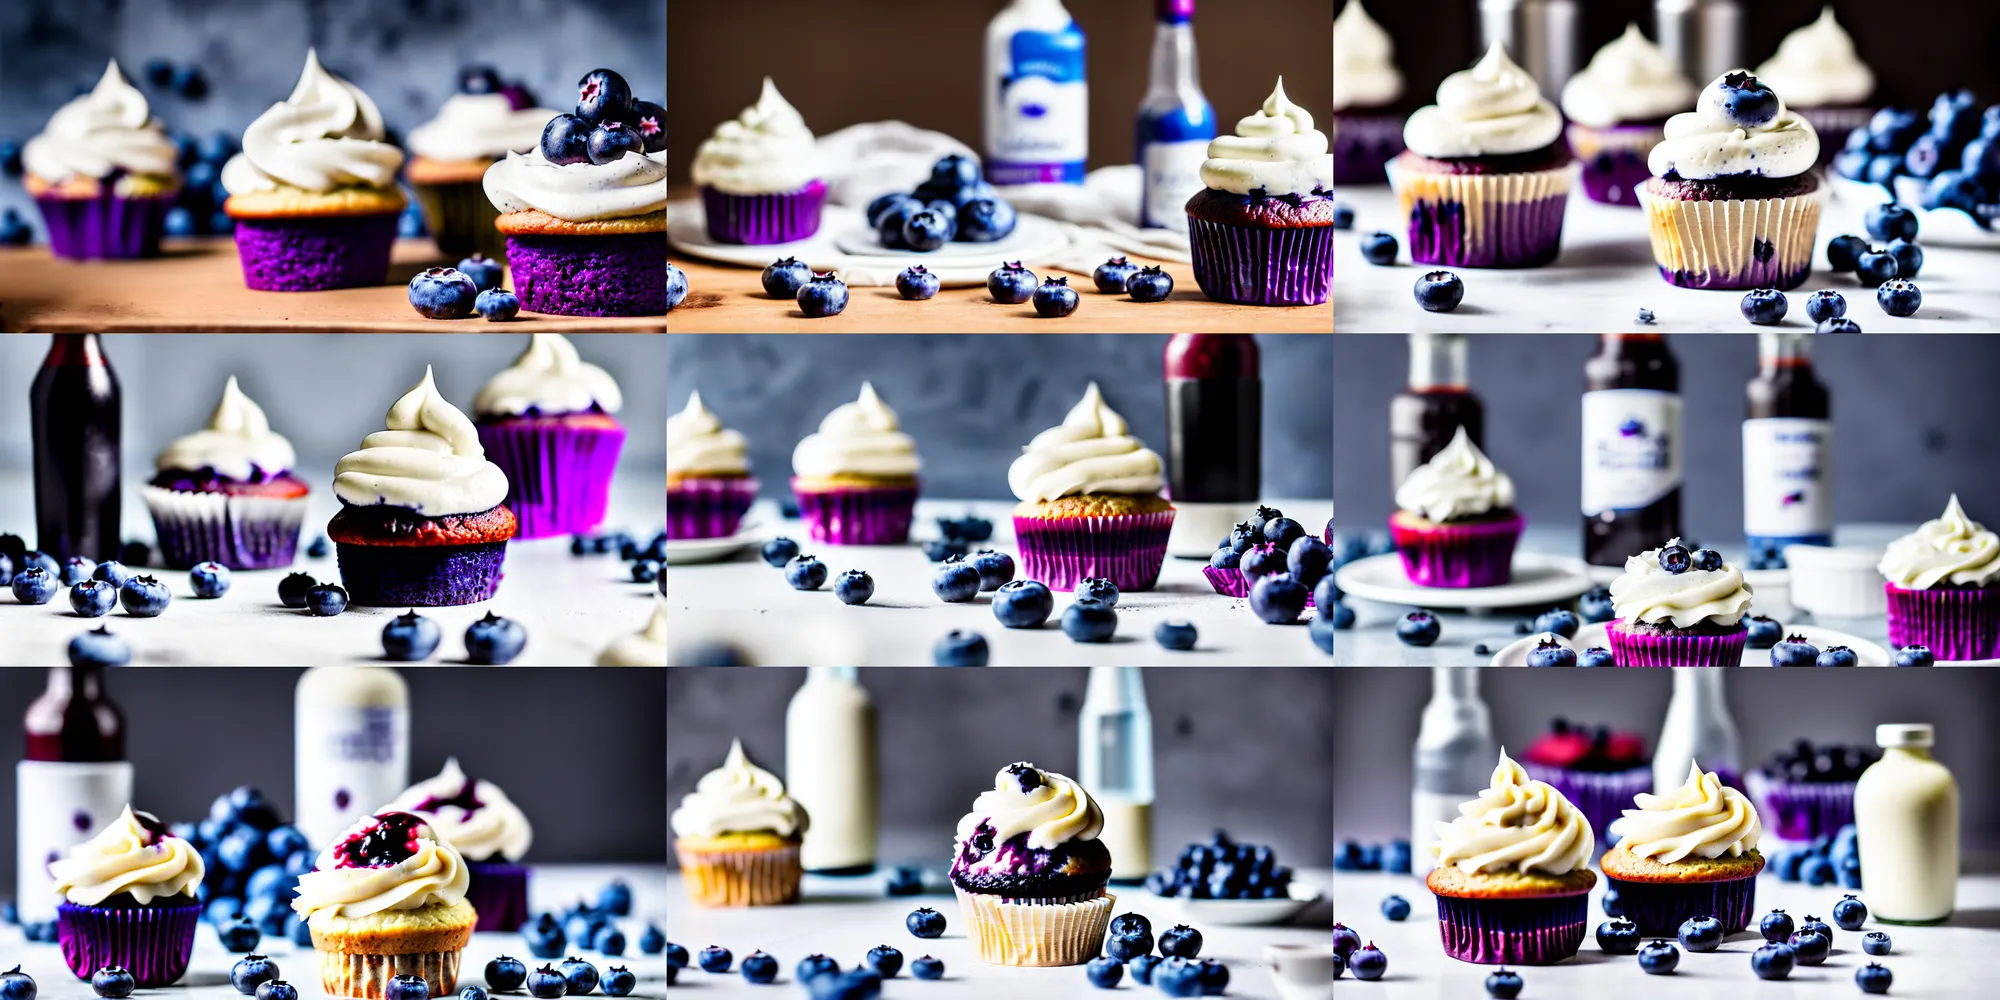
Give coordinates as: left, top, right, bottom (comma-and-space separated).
1164, 334, 1260, 558
31, 333, 121, 562
1135, 0, 1215, 231
1742, 332, 1831, 570
17, 664, 133, 923
1390, 333, 1484, 496
1582, 333, 1682, 569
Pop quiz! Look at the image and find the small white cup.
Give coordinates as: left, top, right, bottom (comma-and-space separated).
1783, 544, 1887, 619
1264, 943, 1336, 1000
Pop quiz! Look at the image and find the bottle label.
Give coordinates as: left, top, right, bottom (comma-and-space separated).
1742, 417, 1832, 541
16, 760, 134, 922
295, 705, 409, 848
1581, 389, 1683, 516
990, 28, 1088, 184
1141, 139, 1208, 231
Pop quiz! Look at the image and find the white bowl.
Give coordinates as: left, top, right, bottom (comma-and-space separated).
1147, 880, 1323, 926
1782, 544, 1887, 619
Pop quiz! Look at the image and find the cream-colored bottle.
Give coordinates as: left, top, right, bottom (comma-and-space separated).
294, 666, 409, 848
1853, 723, 1959, 924
785, 667, 878, 874
1079, 667, 1154, 882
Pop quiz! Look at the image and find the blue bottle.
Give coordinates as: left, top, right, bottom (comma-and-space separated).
984, 0, 1089, 185
1135, 0, 1216, 230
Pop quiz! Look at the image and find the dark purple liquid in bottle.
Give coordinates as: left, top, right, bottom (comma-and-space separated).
1164, 335, 1260, 503
32, 334, 122, 562
24, 666, 126, 764
1390, 389, 1484, 494
1583, 334, 1682, 567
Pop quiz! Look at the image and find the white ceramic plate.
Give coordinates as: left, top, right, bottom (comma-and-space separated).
663, 520, 767, 565
1827, 175, 2000, 247
830, 211, 1068, 263
1490, 622, 1890, 666
1146, 880, 1324, 927
1334, 552, 1596, 611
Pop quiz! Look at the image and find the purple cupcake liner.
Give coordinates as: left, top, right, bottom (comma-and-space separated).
143, 486, 307, 571
701, 180, 828, 245
1409, 194, 1567, 269
1884, 582, 2000, 661
1576, 148, 1654, 207
1332, 113, 1405, 185
1604, 873, 1757, 936
1606, 620, 1749, 666
1745, 770, 1857, 843
793, 481, 919, 546
1521, 763, 1652, 849
35, 189, 176, 260
57, 899, 201, 988
504, 231, 668, 317
668, 477, 759, 540
1014, 510, 1175, 593
335, 540, 508, 607
1197, 564, 1318, 607
1187, 216, 1333, 307
414, 180, 508, 260
476, 419, 626, 540
231, 212, 398, 291
1389, 512, 1523, 589
466, 861, 530, 933
1434, 891, 1589, 965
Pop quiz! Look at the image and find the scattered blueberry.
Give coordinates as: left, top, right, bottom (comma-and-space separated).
474, 288, 520, 321
1061, 598, 1118, 643
988, 261, 1037, 304
1741, 289, 1788, 325
932, 629, 990, 667
896, 265, 940, 300
1349, 943, 1386, 981
906, 907, 946, 939
761, 537, 800, 567
1877, 279, 1921, 317
1751, 942, 1796, 981
69, 580, 117, 618
11, 566, 56, 605
1381, 894, 1410, 921
1855, 247, 1900, 286
190, 561, 231, 598
218, 918, 261, 953
1127, 266, 1175, 302
486, 956, 529, 992
464, 612, 527, 664
665, 263, 689, 310
1637, 939, 1679, 975
1093, 256, 1139, 293
1788, 928, 1830, 966
731, 951, 774, 985
966, 549, 1014, 591
90, 968, 134, 999
1533, 608, 1581, 638
257, 982, 297, 1000
1127, 955, 1161, 985
1862, 931, 1891, 955
786, 554, 828, 590
1333, 202, 1355, 230
1771, 633, 1821, 666
798, 272, 850, 318
455, 254, 503, 292
1084, 956, 1123, 989
1485, 967, 1523, 999
1032, 276, 1080, 318
305, 583, 347, 617
1760, 909, 1796, 943
1891, 644, 1934, 666
833, 569, 875, 605
1856, 962, 1892, 994
1865, 203, 1919, 243
230, 955, 279, 995
1886, 238, 1923, 279
1414, 270, 1464, 311
1596, 919, 1640, 954
1527, 636, 1578, 666
909, 955, 943, 981
525, 966, 567, 998
1396, 611, 1440, 646
1819, 317, 1863, 334
118, 575, 170, 616
1360, 231, 1398, 266
408, 267, 479, 319
381, 611, 442, 662
992, 579, 1054, 628
1805, 289, 1847, 324
1833, 894, 1868, 930
1817, 644, 1860, 667
1678, 915, 1723, 953
1827, 235, 1868, 272
1158, 924, 1202, 959
795, 955, 838, 983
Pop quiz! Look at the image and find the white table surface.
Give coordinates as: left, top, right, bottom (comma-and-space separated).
5, 864, 671, 1000
1331, 868, 1993, 998
665, 499, 1335, 666
1332, 177, 2000, 333
664, 868, 1333, 997
0, 469, 666, 666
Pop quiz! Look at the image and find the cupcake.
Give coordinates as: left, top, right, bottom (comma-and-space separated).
1185, 78, 1336, 307
1743, 740, 1875, 845
1875, 494, 2000, 661
667, 391, 757, 540
143, 376, 310, 570
1425, 751, 1594, 965
1560, 24, 1697, 207
791, 383, 921, 546
384, 759, 532, 933
22, 60, 181, 260
1638, 71, 1822, 291
1388, 427, 1520, 588
1389, 44, 1571, 269
670, 739, 809, 908
471, 334, 626, 540
405, 79, 561, 259
690, 77, 825, 245
1754, 6, 1877, 162
482, 68, 668, 317
220, 50, 407, 292
330, 367, 517, 607
952, 762, 1114, 968
1605, 539, 1754, 666
597, 595, 667, 666
1008, 382, 1174, 592
1600, 761, 1765, 936
1331, 0, 1405, 185
292, 811, 476, 1000
50, 806, 203, 988
1520, 720, 1651, 851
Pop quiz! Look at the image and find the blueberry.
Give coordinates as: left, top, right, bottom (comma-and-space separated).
1575, 584, 1614, 623
786, 554, 828, 590
1332, 201, 1356, 229
0, 210, 31, 245
1380, 894, 1411, 921
1076, 577, 1120, 607
172, 66, 208, 100
1349, 943, 1387, 981
1771, 634, 1821, 666
1109, 912, 1152, 941
69, 580, 117, 618
719, 949, 765, 985
1251, 573, 1309, 624
556, 958, 597, 996
1862, 931, 1892, 955
867, 193, 922, 228
665, 262, 689, 310
12, 566, 56, 605
1865, 203, 1919, 243
1088, 256, 1138, 294
1062, 598, 1118, 642
795, 954, 839, 983
1313, 573, 1339, 611
408, 267, 479, 319
896, 265, 940, 300
1155, 620, 1198, 651
1126, 265, 1175, 302
1482, 967, 1523, 999
1637, 939, 1679, 975
379, 611, 442, 662
1678, 915, 1723, 952
584, 121, 642, 165
473, 288, 521, 322
1892, 644, 1935, 666
1751, 942, 1795, 981
932, 558, 981, 601
118, 574, 170, 616
921, 538, 970, 562
834, 569, 875, 605
574, 69, 633, 124
305, 583, 347, 617
860, 945, 902, 979
1596, 919, 1640, 954
58, 555, 94, 587
524, 966, 567, 999
1817, 644, 1860, 667
1856, 962, 1893, 994
257, 982, 298, 1000
1731, 286, 1788, 326
761, 537, 800, 567
987, 261, 1038, 303
884, 867, 924, 896
1286, 535, 1334, 587
1032, 276, 1080, 318
218, 918, 261, 953
909, 956, 943, 981
1084, 956, 1123, 989
1818, 317, 1863, 334
1760, 909, 1795, 943
629, 558, 660, 584
638, 929, 666, 958
1658, 543, 1692, 574
1527, 636, 1578, 666
1415, 270, 1464, 312
1826, 235, 1869, 272
465, 611, 527, 664
274, 572, 314, 609
1331, 924, 1362, 957
455, 986, 486, 1000
1885, 238, 1923, 279
480, 956, 528, 995
798, 272, 850, 318
454, 253, 504, 292
1533, 608, 1581, 638
1122, 954, 1161, 985
540, 114, 593, 165
902, 209, 955, 251
1788, 928, 1830, 966
230, 955, 279, 995
1360, 231, 1398, 265
1833, 894, 1868, 930
967, 549, 1015, 591
959, 198, 1018, 242
1241, 542, 1287, 585
993, 579, 1054, 628
190, 561, 231, 598
1195, 959, 1229, 995
932, 629, 990, 666
1396, 611, 1440, 646
906, 907, 946, 939
89, 967, 134, 999
1877, 279, 1922, 317
1157, 924, 1202, 959
1718, 71, 1781, 127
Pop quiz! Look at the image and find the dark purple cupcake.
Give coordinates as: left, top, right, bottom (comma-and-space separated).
502, 231, 668, 317
1185, 188, 1335, 307
22, 60, 183, 260
230, 212, 401, 291
1744, 740, 1875, 844
33, 185, 178, 260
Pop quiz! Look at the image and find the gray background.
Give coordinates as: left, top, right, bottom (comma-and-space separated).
0, 0, 666, 240
1333, 335, 2000, 542
666, 667, 1335, 869
1330, 669, 2000, 855
666, 334, 1333, 501
0, 666, 667, 896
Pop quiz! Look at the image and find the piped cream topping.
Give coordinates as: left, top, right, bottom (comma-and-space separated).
332, 367, 509, 517
155, 376, 298, 481
953, 763, 1102, 853
50, 806, 204, 906
291, 812, 468, 920
22, 60, 179, 186
408, 93, 563, 163
1433, 751, 1593, 876
1395, 426, 1514, 522
220, 49, 404, 195
473, 333, 623, 418
384, 758, 534, 864
791, 383, 921, 480
1609, 538, 1754, 628
1007, 382, 1165, 503
1404, 44, 1564, 159
1754, 6, 1875, 108
690, 77, 819, 196
597, 596, 668, 666
1878, 494, 2000, 589
670, 739, 809, 840
1199, 78, 1334, 197
1560, 24, 1699, 129
1333, 1, 1403, 111
1608, 760, 1761, 863
1648, 71, 1819, 181
668, 391, 751, 478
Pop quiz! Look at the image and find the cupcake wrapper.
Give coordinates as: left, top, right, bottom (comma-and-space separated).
1014, 511, 1176, 592
1744, 770, 1859, 843
231, 213, 399, 291
315, 943, 461, 1000
35, 190, 176, 260
1433, 892, 1588, 965
1883, 582, 2000, 661
792, 481, 919, 546
1388, 161, 1571, 268
475, 420, 626, 540
954, 888, 1115, 967
1606, 620, 1749, 666
673, 841, 802, 907
1567, 124, 1662, 207
1389, 513, 1523, 589
143, 486, 307, 571
667, 477, 759, 540
1202, 564, 1250, 598
414, 181, 508, 261
700, 181, 828, 244
1186, 216, 1333, 306
465, 861, 530, 933
1332, 113, 1405, 185
57, 900, 200, 988
1521, 763, 1653, 849
1637, 186, 1823, 290
334, 540, 508, 607
504, 232, 668, 317
1604, 874, 1757, 937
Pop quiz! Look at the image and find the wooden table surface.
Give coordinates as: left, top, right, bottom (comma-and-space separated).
0, 238, 666, 333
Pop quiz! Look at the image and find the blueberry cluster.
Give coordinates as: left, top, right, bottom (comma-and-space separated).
1329, 838, 1412, 874
164, 787, 314, 950
1769, 634, 1860, 667
679, 935, 938, 995
1766, 739, 1878, 784
1214, 506, 1336, 639
541, 70, 665, 167
1834, 91, 2000, 223
1144, 830, 1296, 900
1089, 913, 1223, 995
1091, 257, 1175, 301
868, 155, 1018, 251
1330, 929, 1387, 981
572, 530, 667, 592
1769, 822, 1864, 890
407, 256, 519, 321
919, 514, 993, 561
757, 258, 851, 317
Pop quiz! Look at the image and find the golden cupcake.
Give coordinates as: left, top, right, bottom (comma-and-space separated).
671, 739, 809, 907
291, 811, 476, 999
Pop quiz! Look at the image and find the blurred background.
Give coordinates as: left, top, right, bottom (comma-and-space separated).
667, 0, 1332, 188
666, 333, 1332, 501
666, 667, 1334, 870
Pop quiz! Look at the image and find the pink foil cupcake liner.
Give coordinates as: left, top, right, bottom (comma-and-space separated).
57, 899, 201, 988
1522, 763, 1652, 849
1389, 512, 1523, 589
701, 181, 828, 245
1187, 217, 1333, 306
1567, 123, 1662, 207
1745, 770, 1858, 843
465, 861, 529, 933
35, 190, 177, 260
667, 477, 759, 540
1605, 874, 1757, 936
1883, 582, 2000, 661
1605, 620, 1749, 666
1015, 510, 1175, 593
1198, 564, 1318, 607
793, 480, 919, 545
1434, 892, 1588, 965
475, 418, 626, 540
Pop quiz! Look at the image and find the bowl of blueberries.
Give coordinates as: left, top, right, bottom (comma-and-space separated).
1828, 91, 2000, 247
1143, 830, 1323, 927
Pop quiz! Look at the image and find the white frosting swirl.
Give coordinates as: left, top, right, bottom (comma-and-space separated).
1754, 6, 1875, 108
667, 391, 751, 477
670, 739, 810, 840
690, 77, 820, 196
1332, 1, 1402, 111
1007, 382, 1166, 503
1609, 538, 1754, 627
292, 812, 469, 920
1405, 44, 1565, 159
1395, 426, 1514, 522
792, 383, 922, 480
333, 366, 509, 516
384, 758, 533, 864
482, 146, 667, 222
1878, 494, 2000, 589
220, 50, 404, 195
408, 94, 562, 162
1648, 71, 1820, 181
954, 763, 1102, 852
598, 596, 667, 666
1561, 24, 1699, 129
1609, 760, 1761, 863
22, 60, 179, 185
50, 806, 205, 906
1199, 78, 1334, 197
155, 376, 298, 480
473, 334, 623, 418
1434, 751, 1593, 877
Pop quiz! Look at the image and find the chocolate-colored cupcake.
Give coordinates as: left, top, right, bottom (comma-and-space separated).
950, 762, 1115, 967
